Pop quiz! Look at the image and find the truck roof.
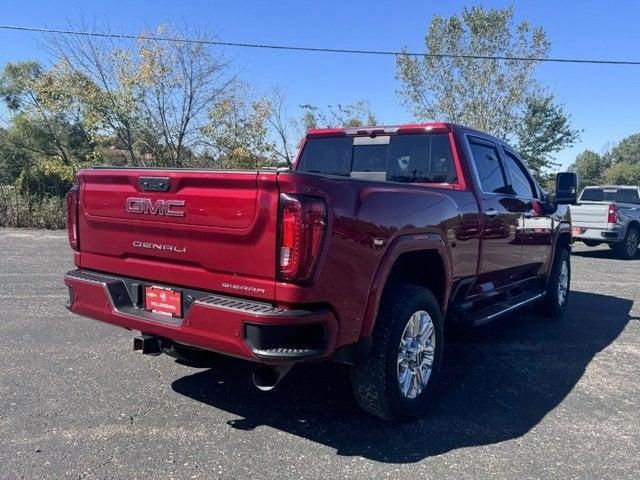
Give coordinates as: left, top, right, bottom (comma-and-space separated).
306, 122, 453, 138
583, 185, 639, 189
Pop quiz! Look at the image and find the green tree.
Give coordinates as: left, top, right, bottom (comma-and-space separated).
0, 62, 96, 196
608, 133, 640, 165
45, 23, 238, 167
516, 95, 580, 177
0, 128, 29, 185
202, 90, 273, 169
396, 6, 578, 178
585, 132, 640, 186
569, 150, 608, 187
0, 62, 94, 167
300, 100, 377, 129
265, 86, 303, 167
602, 162, 640, 185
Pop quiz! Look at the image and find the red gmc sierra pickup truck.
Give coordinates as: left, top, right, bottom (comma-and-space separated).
64, 123, 577, 421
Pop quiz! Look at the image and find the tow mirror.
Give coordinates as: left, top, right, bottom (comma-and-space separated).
555, 172, 578, 205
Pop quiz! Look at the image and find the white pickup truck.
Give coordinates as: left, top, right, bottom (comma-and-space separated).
570, 185, 640, 259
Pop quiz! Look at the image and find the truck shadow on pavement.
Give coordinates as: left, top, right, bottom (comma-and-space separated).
171, 291, 636, 463
572, 247, 639, 260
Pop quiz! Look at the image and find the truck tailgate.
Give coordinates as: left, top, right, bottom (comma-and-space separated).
570, 202, 610, 228
76, 169, 279, 300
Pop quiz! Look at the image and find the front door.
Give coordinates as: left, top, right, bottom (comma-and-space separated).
501, 147, 553, 277
466, 136, 524, 293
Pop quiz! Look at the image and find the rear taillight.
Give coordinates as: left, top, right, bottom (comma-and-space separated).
278, 194, 327, 283
607, 203, 618, 224
67, 181, 80, 251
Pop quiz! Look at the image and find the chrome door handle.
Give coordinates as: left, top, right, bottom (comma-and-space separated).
484, 209, 499, 217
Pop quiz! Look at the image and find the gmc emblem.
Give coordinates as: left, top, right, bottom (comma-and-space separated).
126, 197, 186, 217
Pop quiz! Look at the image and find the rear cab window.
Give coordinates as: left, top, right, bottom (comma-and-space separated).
580, 187, 640, 204
296, 134, 458, 185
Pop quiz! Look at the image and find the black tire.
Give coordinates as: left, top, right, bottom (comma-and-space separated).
537, 247, 570, 318
582, 240, 601, 247
351, 285, 444, 421
613, 227, 639, 259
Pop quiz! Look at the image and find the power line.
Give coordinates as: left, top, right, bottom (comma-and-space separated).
1, 24, 640, 66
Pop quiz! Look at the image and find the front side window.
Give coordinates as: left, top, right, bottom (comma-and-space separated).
468, 139, 509, 194
504, 150, 536, 199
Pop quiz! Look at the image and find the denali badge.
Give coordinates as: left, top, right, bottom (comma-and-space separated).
132, 240, 186, 253
126, 197, 186, 217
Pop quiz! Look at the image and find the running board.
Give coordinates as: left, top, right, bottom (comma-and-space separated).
467, 291, 544, 326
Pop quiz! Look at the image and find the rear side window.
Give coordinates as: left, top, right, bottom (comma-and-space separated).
297, 134, 457, 184
468, 139, 509, 194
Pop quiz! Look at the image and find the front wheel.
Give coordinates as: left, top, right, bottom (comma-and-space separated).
537, 247, 570, 318
351, 285, 444, 421
613, 227, 639, 259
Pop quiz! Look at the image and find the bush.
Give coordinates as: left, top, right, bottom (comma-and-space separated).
0, 186, 67, 229
15, 157, 76, 197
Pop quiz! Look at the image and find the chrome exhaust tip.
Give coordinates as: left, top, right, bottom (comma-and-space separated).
252, 364, 293, 391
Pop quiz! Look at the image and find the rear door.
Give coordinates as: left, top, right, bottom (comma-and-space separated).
78, 169, 280, 299
466, 136, 524, 292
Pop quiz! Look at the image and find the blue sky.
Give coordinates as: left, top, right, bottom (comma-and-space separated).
1, 0, 639, 168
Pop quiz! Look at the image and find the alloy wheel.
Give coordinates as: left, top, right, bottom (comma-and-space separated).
558, 259, 569, 306
626, 230, 639, 257
397, 310, 436, 399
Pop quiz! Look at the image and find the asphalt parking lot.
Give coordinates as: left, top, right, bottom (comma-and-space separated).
1, 229, 638, 479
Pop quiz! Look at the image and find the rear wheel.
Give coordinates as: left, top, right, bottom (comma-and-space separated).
537, 247, 570, 318
613, 227, 639, 259
351, 285, 443, 421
